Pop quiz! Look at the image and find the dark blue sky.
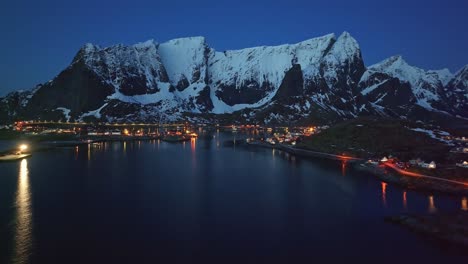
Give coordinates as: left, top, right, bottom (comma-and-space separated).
1, 0, 467, 95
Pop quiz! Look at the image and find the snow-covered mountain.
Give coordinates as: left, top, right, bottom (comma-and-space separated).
0, 32, 467, 125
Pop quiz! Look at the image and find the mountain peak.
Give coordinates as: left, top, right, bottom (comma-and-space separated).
81, 43, 100, 52
296, 33, 335, 46
325, 31, 361, 62
338, 31, 352, 39
370, 55, 409, 70
455, 64, 468, 75
72, 43, 100, 64
450, 64, 468, 90
427, 68, 453, 86
133, 39, 158, 49
162, 36, 206, 46
387, 55, 405, 63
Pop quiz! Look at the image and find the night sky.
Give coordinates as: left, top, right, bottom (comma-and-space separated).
0, 0, 467, 95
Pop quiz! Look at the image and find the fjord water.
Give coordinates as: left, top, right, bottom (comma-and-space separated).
0, 133, 466, 263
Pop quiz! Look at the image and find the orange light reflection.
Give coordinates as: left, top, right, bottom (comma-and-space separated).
428, 195, 437, 213
381, 182, 387, 207
190, 137, 196, 153
341, 161, 347, 176
403, 191, 407, 210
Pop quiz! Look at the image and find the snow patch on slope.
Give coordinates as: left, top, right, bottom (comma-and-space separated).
80, 103, 109, 119
209, 33, 336, 113
409, 128, 452, 145
368, 56, 452, 111
158, 37, 207, 84
56, 107, 71, 121
361, 80, 388, 95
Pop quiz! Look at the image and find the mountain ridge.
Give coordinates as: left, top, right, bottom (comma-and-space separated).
1, 32, 467, 126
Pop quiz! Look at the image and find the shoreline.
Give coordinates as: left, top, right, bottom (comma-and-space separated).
2, 135, 467, 196
244, 140, 468, 196
354, 163, 468, 196
385, 212, 468, 249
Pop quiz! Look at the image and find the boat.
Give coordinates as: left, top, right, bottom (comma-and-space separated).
161, 134, 190, 142
0, 153, 32, 162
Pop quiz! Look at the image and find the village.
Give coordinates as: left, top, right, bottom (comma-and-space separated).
3, 120, 468, 174
258, 125, 468, 174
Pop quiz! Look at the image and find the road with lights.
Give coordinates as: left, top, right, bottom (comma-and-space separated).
383, 162, 468, 187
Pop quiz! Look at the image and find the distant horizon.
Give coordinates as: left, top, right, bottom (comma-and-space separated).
1, 0, 467, 96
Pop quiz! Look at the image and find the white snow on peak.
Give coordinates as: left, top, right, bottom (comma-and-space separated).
368, 55, 453, 110
209, 33, 337, 113
328, 31, 360, 63
451, 64, 468, 89
456, 64, 468, 75
78, 39, 166, 92
369, 56, 452, 87
369, 55, 420, 84
73, 33, 367, 115
427, 68, 453, 86
158, 36, 207, 85
82, 43, 100, 53
321, 32, 361, 89
133, 39, 158, 50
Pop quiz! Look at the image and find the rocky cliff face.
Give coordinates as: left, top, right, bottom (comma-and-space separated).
0, 32, 467, 125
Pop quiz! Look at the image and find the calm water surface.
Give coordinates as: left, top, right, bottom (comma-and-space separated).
0, 133, 467, 263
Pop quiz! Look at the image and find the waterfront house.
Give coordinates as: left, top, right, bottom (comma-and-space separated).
456, 161, 468, 168
266, 138, 276, 145
409, 158, 423, 166
419, 161, 436, 169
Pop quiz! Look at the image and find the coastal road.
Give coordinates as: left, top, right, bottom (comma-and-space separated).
279, 144, 363, 161
383, 162, 468, 188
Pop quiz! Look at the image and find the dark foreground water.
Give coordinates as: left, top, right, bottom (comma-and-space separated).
0, 133, 467, 263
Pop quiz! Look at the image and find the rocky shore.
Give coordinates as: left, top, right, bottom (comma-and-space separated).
239, 139, 468, 196
355, 163, 468, 196
385, 212, 468, 248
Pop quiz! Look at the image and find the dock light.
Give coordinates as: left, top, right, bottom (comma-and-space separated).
19, 144, 28, 152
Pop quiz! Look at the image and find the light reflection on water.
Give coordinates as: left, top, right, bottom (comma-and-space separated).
381, 182, 387, 207
13, 159, 33, 264
403, 191, 407, 210
4, 135, 468, 262
341, 160, 347, 176
428, 195, 437, 213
